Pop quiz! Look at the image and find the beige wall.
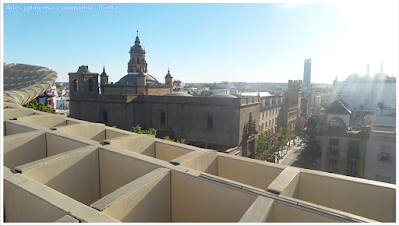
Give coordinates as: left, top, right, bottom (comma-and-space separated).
91, 168, 170, 222
18, 146, 100, 205
16, 114, 67, 128
4, 120, 37, 136
239, 196, 274, 223
171, 170, 257, 222
174, 151, 218, 175
46, 132, 89, 156
106, 134, 155, 157
3, 108, 34, 120
98, 147, 161, 197
3, 166, 120, 223
4, 167, 69, 222
272, 201, 343, 222
55, 123, 106, 142
267, 167, 301, 198
218, 154, 286, 190
297, 170, 396, 222
155, 140, 195, 162
3, 131, 46, 170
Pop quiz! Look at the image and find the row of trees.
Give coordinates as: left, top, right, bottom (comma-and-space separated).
256, 118, 305, 161
131, 125, 186, 143
24, 99, 54, 114
292, 106, 324, 169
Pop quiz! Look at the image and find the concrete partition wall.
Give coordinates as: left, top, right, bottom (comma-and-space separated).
99, 147, 164, 197
16, 114, 67, 128
267, 167, 301, 197
3, 131, 46, 169
15, 146, 100, 206
155, 139, 195, 162
46, 132, 89, 156
91, 168, 171, 222
171, 169, 258, 222
105, 126, 135, 139
218, 154, 286, 190
105, 134, 155, 157
54, 123, 105, 142
172, 151, 218, 175
3, 108, 34, 120
239, 196, 274, 223
297, 170, 396, 222
271, 201, 345, 222
4, 120, 37, 136
3, 166, 120, 223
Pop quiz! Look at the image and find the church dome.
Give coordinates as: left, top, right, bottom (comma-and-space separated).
118, 72, 160, 84
130, 36, 145, 52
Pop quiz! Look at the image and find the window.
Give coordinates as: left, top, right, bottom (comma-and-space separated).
88, 79, 93, 92
329, 139, 339, 150
103, 111, 108, 122
249, 112, 252, 122
329, 117, 345, 129
329, 159, 337, 173
378, 146, 392, 162
266, 111, 268, 117
265, 122, 267, 128
207, 115, 213, 128
137, 57, 140, 64
347, 162, 356, 176
347, 140, 359, 158
74, 79, 78, 92
262, 112, 264, 120
161, 112, 165, 124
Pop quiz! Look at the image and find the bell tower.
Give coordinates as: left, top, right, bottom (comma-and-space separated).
127, 30, 148, 73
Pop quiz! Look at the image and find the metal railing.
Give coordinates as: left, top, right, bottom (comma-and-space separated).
377, 154, 393, 162
328, 148, 339, 156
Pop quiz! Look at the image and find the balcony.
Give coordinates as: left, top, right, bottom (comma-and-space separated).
347, 149, 360, 159
327, 148, 339, 156
345, 170, 358, 177
378, 154, 393, 162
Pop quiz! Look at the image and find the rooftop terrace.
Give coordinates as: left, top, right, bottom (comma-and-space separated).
2, 101, 396, 223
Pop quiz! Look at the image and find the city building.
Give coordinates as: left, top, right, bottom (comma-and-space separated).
302, 58, 311, 95
2, 65, 396, 223
320, 99, 370, 178
258, 95, 284, 136
282, 80, 302, 129
364, 115, 396, 184
68, 36, 260, 156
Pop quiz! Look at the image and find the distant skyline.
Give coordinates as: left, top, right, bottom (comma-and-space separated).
2, 1, 398, 84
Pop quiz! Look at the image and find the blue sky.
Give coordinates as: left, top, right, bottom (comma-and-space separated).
2, 1, 398, 84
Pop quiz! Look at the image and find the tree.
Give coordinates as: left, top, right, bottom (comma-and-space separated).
131, 125, 157, 136
255, 131, 273, 160
164, 136, 186, 144
295, 118, 305, 138
24, 99, 54, 114
293, 130, 321, 169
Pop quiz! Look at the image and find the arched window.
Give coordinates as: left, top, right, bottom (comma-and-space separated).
88, 79, 93, 92
329, 117, 345, 129
103, 111, 108, 122
207, 115, 213, 128
137, 57, 140, 64
74, 79, 78, 92
161, 112, 165, 124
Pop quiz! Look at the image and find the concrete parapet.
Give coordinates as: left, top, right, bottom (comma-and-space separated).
239, 196, 274, 222
155, 139, 198, 162
91, 167, 171, 222
104, 132, 155, 157
267, 166, 301, 197
3, 166, 119, 223
55, 215, 80, 223
171, 149, 218, 175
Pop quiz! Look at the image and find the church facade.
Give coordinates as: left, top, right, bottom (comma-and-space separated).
69, 35, 260, 157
